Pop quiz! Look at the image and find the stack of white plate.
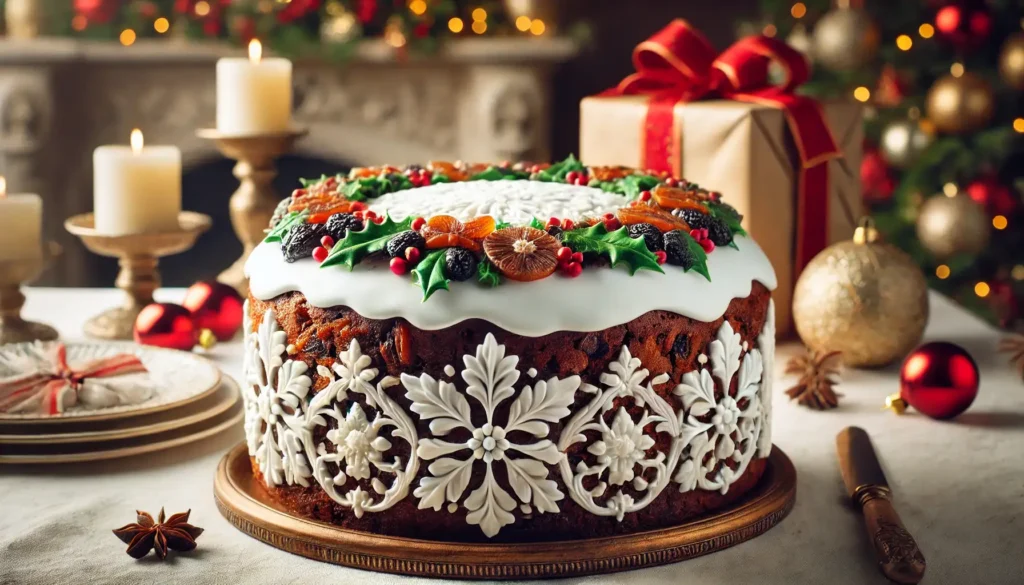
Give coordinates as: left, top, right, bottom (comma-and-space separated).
0, 342, 242, 464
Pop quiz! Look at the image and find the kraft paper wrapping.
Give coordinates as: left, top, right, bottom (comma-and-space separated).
580, 96, 863, 335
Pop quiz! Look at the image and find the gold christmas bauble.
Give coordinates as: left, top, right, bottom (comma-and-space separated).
786, 23, 814, 60
793, 221, 929, 368
925, 72, 994, 134
879, 118, 934, 169
998, 33, 1024, 90
320, 9, 361, 44
915, 193, 990, 258
811, 7, 880, 71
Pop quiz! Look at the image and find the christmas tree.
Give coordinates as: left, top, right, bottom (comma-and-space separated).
757, 0, 1023, 330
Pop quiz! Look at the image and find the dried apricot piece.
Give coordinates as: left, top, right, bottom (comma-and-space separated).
588, 166, 634, 182
483, 227, 560, 282
617, 203, 691, 232
651, 185, 711, 211
427, 161, 469, 181
421, 215, 496, 252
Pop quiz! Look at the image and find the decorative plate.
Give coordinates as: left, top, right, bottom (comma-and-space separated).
0, 341, 221, 424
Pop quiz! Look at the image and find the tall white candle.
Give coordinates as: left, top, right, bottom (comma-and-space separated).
216, 40, 292, 134
0, 177, 43, 261
93, 129, 181, 235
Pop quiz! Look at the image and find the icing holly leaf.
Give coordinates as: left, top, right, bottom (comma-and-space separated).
265, 211, 306, 243
561, 223, 664, 275
413, 249, 450, 301
679, 231, 711, 281
707, 202, 747, 238
320, 215, 413, 270
538, 154, 584, 182
477, 259, 502, 288
616, 174, 661, 199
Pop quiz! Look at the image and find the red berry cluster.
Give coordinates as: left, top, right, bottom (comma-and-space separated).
689, 228, 715, 253
601, 212, 622, 231
311, 235, 335, 263
411, 216, 426, 231
565, 170, 589, 186
390, 246, 422, 275
556, 246, 584, 278
406, 168, 432, 188
638, 190, 652, 202
352, 205, 385, 225
546, 217, 576, 231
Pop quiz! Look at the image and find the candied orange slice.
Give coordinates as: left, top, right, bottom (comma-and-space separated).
422, 215, 496, 252
426, 161, 469, 181
589, 166, 633, 182
617, 203, 691, 232
350, 165, 401, 178
651, 185, 711, 211
483, 227, 560, 282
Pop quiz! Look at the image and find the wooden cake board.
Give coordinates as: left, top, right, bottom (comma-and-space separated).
214, 443, 796, 579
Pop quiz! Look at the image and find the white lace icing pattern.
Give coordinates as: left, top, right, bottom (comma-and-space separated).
243, 303, 775, 538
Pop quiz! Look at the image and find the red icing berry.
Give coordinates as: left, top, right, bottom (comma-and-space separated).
390, 257, 409, 275
562, 218, 575, 231
556, 246, 573, 262
701, 239, 715, 253
312, 246, 329, 263
565, 171, 579, 183
689, 228, 715, 253
292, 188, 307, 198
405, 246, 421, 264
546, 217, 560, 228
603, 217, 622, 231
655, 250, 667, 264
411, 217, 426, 231
324, 177, 338, 188
571, 251, 584, 264
603, 212, 616, 220
561, 261, 583, 278
639, 190, 652, 202
320, 235, 335, 249
349, 201, 368, 212
665, 178, 679, 187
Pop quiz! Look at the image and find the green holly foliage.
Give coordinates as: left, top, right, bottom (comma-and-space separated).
537, 154, 585, 182
706, 202, 747, 238
678, 231, 711, 281
562, 223, 664, 275
264, 211, 306, 243
320, 215, 413, 270
477, 259, 502, 288
413, 249, 450, 301
615, 174, 662, 199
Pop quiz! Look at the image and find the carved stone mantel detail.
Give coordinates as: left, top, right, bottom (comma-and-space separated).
0, 38, 576, 286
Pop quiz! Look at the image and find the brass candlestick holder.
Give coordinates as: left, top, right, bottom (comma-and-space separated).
0, 242, 61, 344
197, 128, 307, 297
65, 212, 212, 340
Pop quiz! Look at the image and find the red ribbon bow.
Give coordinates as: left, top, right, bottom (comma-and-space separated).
0, 344, 148, 415
603, 19, 842, 273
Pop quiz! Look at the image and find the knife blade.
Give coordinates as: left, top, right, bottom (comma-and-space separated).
836, 427, 926, 585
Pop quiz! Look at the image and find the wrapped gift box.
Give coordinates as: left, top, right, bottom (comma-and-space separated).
580, 96, 863, 335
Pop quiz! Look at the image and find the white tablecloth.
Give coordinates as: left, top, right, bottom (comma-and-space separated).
2, 288, 1022, 585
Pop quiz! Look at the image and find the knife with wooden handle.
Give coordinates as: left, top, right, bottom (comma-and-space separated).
836, 426, 926, 585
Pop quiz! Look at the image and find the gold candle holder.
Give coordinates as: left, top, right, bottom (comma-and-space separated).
65, 212, 212, 340
0, 242, 61, 344
197, 128, 307, 297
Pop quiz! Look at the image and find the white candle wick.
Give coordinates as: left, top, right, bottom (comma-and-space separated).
0, 176, 6, 198
248, 39, 262, 64
130, 128, 144, 155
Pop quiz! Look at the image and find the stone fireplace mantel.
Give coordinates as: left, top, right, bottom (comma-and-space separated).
0, 37, 577, 286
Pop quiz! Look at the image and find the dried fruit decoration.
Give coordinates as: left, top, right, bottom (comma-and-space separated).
617, 203, 691, 233
650, 185, 710, 212
483, 226, 560, 281
421, 215, 496, 252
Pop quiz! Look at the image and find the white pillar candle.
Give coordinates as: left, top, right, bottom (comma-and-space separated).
216, 40, 292, 134
0, 177, 43, 261
93, 129, 182, 235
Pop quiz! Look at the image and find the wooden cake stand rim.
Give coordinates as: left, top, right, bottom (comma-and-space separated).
214, 443, 796, 579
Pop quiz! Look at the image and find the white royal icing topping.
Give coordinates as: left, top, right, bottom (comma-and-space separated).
243, 312, 774, 537
367, 180, 629, 223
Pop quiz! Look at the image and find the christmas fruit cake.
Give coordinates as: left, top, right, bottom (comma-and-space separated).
242, 157, 777, 542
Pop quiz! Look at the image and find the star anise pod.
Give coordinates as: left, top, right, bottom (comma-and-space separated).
784, 349, 843, 410
112, 508, 204, 560
998, 334, 1024, 382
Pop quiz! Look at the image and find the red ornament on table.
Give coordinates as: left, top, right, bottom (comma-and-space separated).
181, 281, 244, 341
965, 175, 1018, 218
934, 3, 992, 51
134, 303, 215, 351
889, 341, 980, 419
861, 146, 895, 205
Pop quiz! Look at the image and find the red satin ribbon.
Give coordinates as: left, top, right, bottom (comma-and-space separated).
0, 344, 148, 415
602, 20, 842, 273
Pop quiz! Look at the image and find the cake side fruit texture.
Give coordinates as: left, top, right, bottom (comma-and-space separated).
242, 160, 778, 542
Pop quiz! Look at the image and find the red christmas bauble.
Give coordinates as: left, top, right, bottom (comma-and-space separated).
134, 303, 199, 351
934, 4, 992, 51
861, 147, 895, 205
182, 281, 244, 341
965, 176, 1018, 218
899, 342, 979, 419
74, 0, 119, 23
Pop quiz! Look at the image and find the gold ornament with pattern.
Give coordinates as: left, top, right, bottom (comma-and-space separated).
925, 72, 994, 134
792, 219, 929, 368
